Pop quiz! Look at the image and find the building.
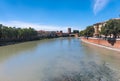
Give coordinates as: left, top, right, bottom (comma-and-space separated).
68, 28, 71, 34
93, 18, 120, 37
93, 22, 106, 37
37, 30, 57, 38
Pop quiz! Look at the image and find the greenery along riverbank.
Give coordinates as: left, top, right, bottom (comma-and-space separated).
79, 19, 120, 38
0, 24, 62, 46
0, 24, 41, 46
0, 24, 38, 42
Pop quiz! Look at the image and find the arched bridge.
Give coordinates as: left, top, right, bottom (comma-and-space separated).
69, 34, 79, 37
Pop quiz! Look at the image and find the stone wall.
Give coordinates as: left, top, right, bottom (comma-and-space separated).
81, 37, 120, 49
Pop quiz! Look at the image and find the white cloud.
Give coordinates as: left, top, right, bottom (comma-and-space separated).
0, 21, 80, 32
93, 0, 109, 14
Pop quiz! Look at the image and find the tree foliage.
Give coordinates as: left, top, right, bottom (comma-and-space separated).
73, 30, 79, 34
0, 24, 37, 41
79, 26, 94, 37
101, 19, 120, 38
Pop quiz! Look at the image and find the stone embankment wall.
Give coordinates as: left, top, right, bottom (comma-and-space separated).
81, 37, 120, 49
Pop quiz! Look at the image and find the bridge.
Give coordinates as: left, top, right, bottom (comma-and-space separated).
69, 33, 79, 37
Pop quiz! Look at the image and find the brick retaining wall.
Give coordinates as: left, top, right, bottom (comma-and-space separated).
81, 37, 120, 49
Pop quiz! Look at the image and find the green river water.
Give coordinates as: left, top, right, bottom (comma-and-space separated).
0, 37, 120, 81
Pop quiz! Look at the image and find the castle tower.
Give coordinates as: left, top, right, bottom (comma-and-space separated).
68, 28, 71, 34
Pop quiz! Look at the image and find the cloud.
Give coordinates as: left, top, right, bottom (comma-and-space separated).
0, 21, 80, 32
93, 0, 109, 14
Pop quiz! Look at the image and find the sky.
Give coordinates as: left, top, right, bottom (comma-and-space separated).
0, 0, 120, 32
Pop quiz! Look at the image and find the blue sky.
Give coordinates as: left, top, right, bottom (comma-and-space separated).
0, 0, 120, 31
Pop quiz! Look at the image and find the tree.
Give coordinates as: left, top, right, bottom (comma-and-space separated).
0, 24, 2, 39
0, 24, 38, 41
79, 30, 85, 36
101, 19, 120, 38
73, 30, 79, 34
79, 26, 94, 37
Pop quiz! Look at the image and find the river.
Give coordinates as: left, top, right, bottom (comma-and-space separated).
0, 37, 120, 81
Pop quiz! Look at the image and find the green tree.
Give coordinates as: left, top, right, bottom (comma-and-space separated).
101, 19, 120, 38
0, 24, 2, 39
73, 30, 79, 34
84, 26, 94, 37
0, 24, 38, 41
79, 30, 85, 36
80, 26, 94, 37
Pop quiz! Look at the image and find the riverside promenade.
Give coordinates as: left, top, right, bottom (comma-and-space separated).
80, 37, 120, 52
